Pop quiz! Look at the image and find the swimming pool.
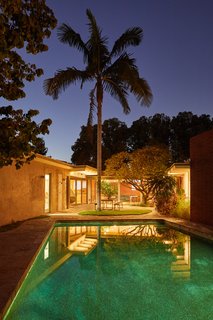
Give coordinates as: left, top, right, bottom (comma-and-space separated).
4, 222, 213, 320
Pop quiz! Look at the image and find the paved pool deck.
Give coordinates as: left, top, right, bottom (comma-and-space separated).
0, 207, 213, 319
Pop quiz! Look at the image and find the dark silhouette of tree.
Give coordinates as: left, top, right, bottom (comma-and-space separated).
44, 9, 152, 210
71, 118, 129, 169
0, 0, 57, 100
0, 0, 56, 167
128, 113, 170, 151
71, 111, 213, 167
149, 113, 171, 146
71, 125, 97, 167
0, 106, 52, 168
170, 112, 213, 161
102, 118, 129, 166
128, 116, 150, 150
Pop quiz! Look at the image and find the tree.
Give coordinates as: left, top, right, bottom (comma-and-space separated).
148, 173, 176, 215
0, 0, 56, 167
0, 0, 57, 100
0, 106, 52, 168
71, 118, 128, 169
105, 146, 170, 204
71, 124, 97, 167
44, 9, 152, 210
101, 181, 118, 200
170, 112, 213, 161
102, 118, 129, 165
128, 113, 170, 151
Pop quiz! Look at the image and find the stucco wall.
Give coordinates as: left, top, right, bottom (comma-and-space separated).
0, 157, 70, 226
190, 129, 213, 226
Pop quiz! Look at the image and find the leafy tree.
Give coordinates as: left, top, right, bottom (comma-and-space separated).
128, 116, 150, 151
170, 112, 213, 161
149, 113, 171, 146
0, 0, 57, 100
128, 113, 170, 151
44, 9, 152, 210
71, 125, 97, 167
102, 118, 129, 163
0, 106, 52, 168
0, 0, 56, 167
71, 118, 128, 169
101, 181, 118, 200
105, 146, 170, 204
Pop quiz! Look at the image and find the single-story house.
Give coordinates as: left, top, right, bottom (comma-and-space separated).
0, 153, 191, 226
0, 154, 97, 226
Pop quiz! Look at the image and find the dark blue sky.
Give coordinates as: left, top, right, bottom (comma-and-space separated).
3, 0, 213, 161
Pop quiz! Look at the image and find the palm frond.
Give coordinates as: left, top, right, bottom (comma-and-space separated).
130, 77, 153, 106
105, 53, 153, 107
111, 27, 143, 57
57, 23, 89, 63
86, 9, 110, 71
43, 68, 92, 99
103, 79, 130, 114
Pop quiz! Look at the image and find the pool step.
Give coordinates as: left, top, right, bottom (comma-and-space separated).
68, 235, 97, 255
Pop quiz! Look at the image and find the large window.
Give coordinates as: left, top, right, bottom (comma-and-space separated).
70, 179, 88, 204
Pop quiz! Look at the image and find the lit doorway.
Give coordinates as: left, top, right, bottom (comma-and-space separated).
45, 174, 51, 212
58, 174, 63, 211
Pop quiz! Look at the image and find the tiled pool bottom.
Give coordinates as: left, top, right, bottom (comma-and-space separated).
3, 222, 213, 320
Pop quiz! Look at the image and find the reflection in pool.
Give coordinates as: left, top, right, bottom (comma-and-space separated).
4, 223, 213, 320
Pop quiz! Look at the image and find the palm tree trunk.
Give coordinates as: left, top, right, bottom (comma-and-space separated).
96, 82, 103, 211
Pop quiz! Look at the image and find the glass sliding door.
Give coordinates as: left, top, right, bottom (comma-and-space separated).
76, 180, 81, 204
69, 178, 88, 204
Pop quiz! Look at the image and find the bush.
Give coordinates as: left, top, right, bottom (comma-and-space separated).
155, 193, 177, 215
171, 198, 190, 220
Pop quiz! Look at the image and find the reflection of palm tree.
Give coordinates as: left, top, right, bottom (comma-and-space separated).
44, 9, 152, 210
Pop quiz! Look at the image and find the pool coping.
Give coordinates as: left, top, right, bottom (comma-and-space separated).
0, 214, 213, 319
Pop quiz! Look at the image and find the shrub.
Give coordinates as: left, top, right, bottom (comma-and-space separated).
155, 192, 177, 215
171, 198, 190, 220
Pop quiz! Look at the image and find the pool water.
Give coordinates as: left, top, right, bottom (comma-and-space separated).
4, 222, 213, 320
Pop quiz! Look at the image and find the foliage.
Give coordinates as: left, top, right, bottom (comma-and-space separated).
0, 106, 52, 168
102, 118, 129, 164
44, 9, 152, 210
170, 112, 213, 161
151, 174, 177, 215
171, 199, 190, 220
101, 181, 118, 199
71, 118, 128, 168
105, 145, 171, 204
171, 190, 190, 220
0, 0, 56, 167
155, 193, 177, 215
71, 112, 213, 166
128, 113, 171, 151
0, 0, 57, 100
71, 125, 97, 167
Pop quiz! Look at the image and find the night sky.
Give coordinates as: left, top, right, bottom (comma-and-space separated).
2, 0, 213, 162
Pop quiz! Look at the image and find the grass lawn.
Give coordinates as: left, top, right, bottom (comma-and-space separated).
79, 209, 152, 216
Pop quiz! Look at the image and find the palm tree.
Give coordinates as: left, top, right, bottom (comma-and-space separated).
43, 9, 152, 210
